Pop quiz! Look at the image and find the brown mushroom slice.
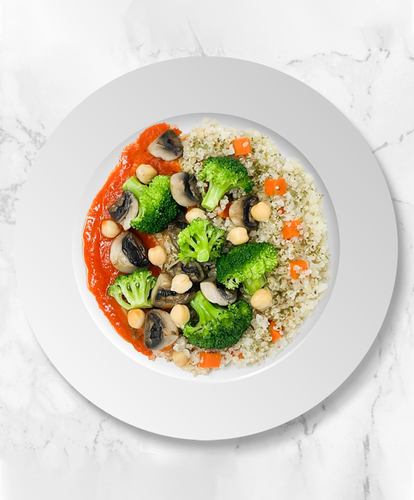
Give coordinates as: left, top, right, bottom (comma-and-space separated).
110, 231, 149, 273
147, 130, 183, 161
167, 220, 188, 251
168, 260, 205, 283
151, 273, 195, 309
144, 309, 179, 350
108, 191, 139, 230
170, 172, 201, 207
202, 261, 217, 282
229, 195, 259, 230
200, 281, 237, 306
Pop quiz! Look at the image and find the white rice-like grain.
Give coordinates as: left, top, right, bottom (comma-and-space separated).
157, 119, 329, 375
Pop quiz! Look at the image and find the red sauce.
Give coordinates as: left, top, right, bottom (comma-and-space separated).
83, 123, 181, 356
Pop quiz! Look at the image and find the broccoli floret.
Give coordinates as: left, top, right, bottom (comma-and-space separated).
177, 218, 225, 262
199, 156, 254, 211
183, 291, 252, 349
107, 269, 157, 310
123, 175, 179, 234
216, 242, 278, 294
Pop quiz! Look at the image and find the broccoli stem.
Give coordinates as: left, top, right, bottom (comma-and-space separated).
201, 183, 231, 211
123, 176, 144, 199
244, 275, 267, 295
191, 291, 222, 324
110, 288, 132, 310
194, 231, 210, 262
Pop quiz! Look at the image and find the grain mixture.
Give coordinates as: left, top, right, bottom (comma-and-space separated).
156, 120, 330, 375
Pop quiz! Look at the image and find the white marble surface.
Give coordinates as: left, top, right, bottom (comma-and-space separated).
1, 0, 414, 498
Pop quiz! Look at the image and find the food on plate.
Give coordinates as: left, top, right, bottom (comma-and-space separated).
216, 242, 278, 294
177, 218, 225, 263
107, 269, 156, 310
83, 120, 329, 375
182, 291, 253, 350
122, 175, 179, 234
199, 156, 254, 211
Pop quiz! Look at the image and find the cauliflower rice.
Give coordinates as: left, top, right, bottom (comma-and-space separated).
155, 119, 330, 375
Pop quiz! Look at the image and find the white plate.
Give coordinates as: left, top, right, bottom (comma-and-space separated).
16, 58, 397, 440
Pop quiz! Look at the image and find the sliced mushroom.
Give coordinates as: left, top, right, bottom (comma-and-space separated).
202, 261, 217, 282
110, 231, 149, 273
200, 281, 237, 306
147, 130, 183, 161
151, 273, 195, 309
168, 260, 205, 283
167, 220, 188, 251
144, 309, 179, 350
108, 191, 139, 230
170, 172, 201, 207
229, 195, 259, 230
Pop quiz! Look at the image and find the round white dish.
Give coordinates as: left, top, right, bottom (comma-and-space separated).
16, 57, 397, 440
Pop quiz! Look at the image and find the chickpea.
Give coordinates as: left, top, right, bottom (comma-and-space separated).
171, 274, 192, 294
136, 164, 158, 184
127, 309, 145, 329
185, 207, 206, 224
101, 220, 121, 238
172, 350, 189, 368
251, 201, 272, 222
250, 288, 272, 311
170, 304, 190, 328
148, 245, 167, 267
227, 227, 249, 245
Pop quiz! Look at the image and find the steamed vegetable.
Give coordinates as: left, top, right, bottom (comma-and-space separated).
177, 218, 225, 263
108, 269, 157, 310
183, 291, 252, 350
199, 156, 254, 211
123, 175, 179, 234
199, 352, 222, 368
216, 242, 278, 294
269, 321, 281, 343
282, 220, 301, 240
289, 260, 308, 279
264, 178, 287, 196
233, 137, 251, 156
218, 202, 232, 218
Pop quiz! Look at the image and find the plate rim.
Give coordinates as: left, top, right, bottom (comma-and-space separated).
16, 57, 398, 440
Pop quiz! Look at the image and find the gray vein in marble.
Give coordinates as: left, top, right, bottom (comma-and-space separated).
373, 127, 414, 153
287, 49, 373, 66
363, 435, 370, 500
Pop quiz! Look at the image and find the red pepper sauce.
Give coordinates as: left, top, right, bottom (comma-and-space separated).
83, 123, 182, 356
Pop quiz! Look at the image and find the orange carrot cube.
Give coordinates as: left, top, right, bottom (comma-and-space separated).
264, 178, 287, 196
218, 202, 232, 218
233, 137, 251, 155
282, 220, 302, 239
269, 321, 281, 342
289, 260, 308, 279
199, 352, 222, 368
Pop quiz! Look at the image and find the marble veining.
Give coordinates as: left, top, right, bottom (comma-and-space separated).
1, 0, 414, 498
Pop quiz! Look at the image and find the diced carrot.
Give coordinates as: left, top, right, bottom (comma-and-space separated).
233, 137, 251, 155
218, 202, 232, 218
161, 344, 173, 352
199, 352, 222, 368
269, 321, 281, 342
264, 178, 287, 196
282, 220, 301, 239
289, 260, 308, 279
238, 353, 244, 359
